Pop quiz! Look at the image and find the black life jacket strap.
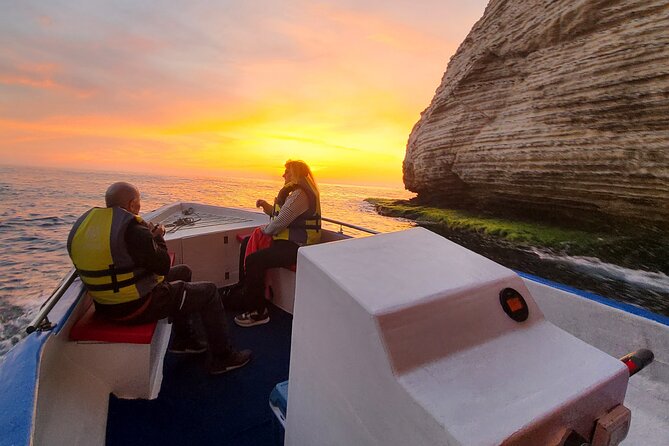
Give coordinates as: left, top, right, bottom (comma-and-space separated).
288, 213, 321, 229
288, 222, 321, 230
77, 265, 135, 278
80, 270, 152, 292
109, 264, 119, 293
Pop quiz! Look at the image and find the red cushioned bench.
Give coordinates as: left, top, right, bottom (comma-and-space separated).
69, 304, 157, 344
69, 251, 175, 344
66, 253, 176, 400
66, 295, 171, 400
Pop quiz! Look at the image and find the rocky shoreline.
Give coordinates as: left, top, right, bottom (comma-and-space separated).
368, 198, 669, 317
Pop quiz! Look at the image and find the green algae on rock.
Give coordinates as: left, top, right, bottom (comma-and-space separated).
366, 198, 669, 275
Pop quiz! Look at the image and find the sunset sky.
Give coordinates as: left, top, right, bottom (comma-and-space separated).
0, 1, 488, 186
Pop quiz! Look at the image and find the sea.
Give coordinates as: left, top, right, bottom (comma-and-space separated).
2, 165, 668, 359
0, 165, 416, 358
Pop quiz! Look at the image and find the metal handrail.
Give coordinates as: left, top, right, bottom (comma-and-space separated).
26, 268, 78, 334
321, 217, 379, 235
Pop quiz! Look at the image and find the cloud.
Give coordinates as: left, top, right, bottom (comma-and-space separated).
262, 132, 365, 153
0, 0, 488, 185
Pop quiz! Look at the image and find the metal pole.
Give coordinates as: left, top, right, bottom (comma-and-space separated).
26, 268, 78, 334
321, 217, 380, 235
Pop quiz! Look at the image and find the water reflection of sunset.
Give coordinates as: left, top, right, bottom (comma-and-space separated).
0, 1, 488, 186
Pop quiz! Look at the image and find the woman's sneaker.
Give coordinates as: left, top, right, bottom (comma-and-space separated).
234, 308, 270, 327
208, 349, 252, 375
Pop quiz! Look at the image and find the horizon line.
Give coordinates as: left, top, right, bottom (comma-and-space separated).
0, 162, 411, 191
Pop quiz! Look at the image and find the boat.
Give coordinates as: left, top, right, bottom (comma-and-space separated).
0, 202, 666, 446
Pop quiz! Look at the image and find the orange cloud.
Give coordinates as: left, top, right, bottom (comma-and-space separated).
0, 63, 58, 89
0, 74, 57, 89
0, 1, 488, 187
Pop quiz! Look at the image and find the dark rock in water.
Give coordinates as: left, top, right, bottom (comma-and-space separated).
368, 198, 669, 316
404, 0, 669, 228
425, 224, 669, 317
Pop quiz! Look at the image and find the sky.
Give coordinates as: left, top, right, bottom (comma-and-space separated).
0, 0, 489, 187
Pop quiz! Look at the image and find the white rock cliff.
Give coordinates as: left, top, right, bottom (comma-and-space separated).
404, 0, 669, 225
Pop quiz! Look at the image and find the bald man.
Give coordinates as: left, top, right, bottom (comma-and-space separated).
67, 182, 251, 375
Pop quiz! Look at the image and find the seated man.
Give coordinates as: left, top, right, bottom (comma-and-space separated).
67, 181, 250, 375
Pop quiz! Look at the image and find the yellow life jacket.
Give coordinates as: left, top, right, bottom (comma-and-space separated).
67, 207, 164, 305
272, 177, 321, 245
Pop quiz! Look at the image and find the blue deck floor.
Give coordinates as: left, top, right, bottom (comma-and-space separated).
107, 304, 292, 446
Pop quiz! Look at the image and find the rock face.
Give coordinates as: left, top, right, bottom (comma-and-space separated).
404, 0, 669, 227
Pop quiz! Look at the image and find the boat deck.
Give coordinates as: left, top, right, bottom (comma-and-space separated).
107, 304, 292, 446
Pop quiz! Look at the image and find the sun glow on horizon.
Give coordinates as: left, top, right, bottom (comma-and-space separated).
0, 1, 488, 188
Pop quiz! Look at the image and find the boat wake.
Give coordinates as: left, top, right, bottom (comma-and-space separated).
0, 301, 38, 357
531, 249, 669, 294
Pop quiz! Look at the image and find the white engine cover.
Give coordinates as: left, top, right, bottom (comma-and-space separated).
286, 227, 628, 446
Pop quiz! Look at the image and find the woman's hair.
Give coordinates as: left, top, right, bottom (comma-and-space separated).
285, 159, 318, 190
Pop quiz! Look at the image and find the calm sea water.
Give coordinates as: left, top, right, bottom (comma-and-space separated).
0, 165, 414, 357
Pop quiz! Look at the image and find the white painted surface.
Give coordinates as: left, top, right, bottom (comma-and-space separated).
33, 282, 172, 446
265, 268, 297, 314
64, 319, 171, 400
179, 231, 241, 287
286, 228, 630, 446
26, 204, 668, 445
527, 278, 669, 445
33, 288, 110, 446
265, 230, 350, 313
150, 202, 268, 239
152, 203, 268, 287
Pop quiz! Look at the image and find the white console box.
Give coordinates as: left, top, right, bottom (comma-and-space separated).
286, 228, 628, 446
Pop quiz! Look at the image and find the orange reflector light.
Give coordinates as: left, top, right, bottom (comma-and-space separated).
499, 288, 529, 322
507, 297, 523, 312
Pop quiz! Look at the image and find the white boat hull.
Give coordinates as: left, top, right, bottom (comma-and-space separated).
0, 202, 666, 446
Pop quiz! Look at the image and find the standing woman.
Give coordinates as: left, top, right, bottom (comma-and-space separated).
234, 160, 321, 326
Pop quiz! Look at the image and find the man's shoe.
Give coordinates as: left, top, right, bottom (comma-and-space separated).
220, 285, 253, 311
209, 349, 252, 375
234, 308, 270, 327
219, 285, 238, 298
168, 338, 208, 354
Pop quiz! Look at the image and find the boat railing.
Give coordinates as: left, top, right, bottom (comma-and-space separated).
24, 217, 378, 334
26, 267, 78, 334
321, 217, 379, 235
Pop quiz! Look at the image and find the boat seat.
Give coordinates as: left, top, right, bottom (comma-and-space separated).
69, 304, 157, 344
265, 268, 296, 313
66, 297, 171, 401
243, 230, 349, 313
65, 253, 176, 400
265, 233, 347, 313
